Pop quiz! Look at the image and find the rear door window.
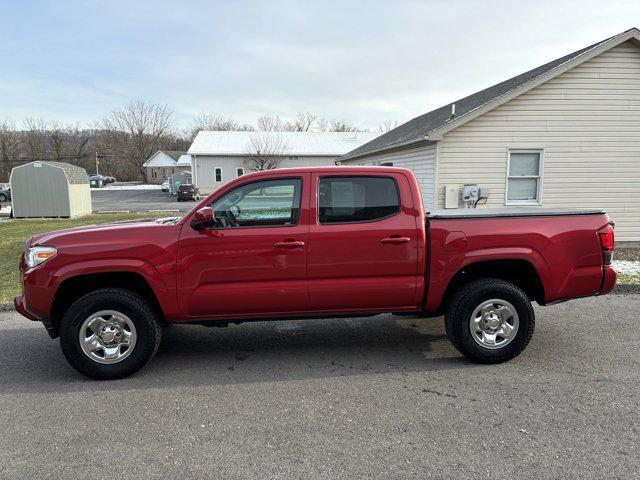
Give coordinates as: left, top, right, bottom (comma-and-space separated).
318, 176, 400, 224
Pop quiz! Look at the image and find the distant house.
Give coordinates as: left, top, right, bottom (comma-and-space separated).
187, 131, 378, 193
143, 151, 191, 184
340, 28, 640, 241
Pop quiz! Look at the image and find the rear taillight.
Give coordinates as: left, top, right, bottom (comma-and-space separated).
598, 224, 614, 265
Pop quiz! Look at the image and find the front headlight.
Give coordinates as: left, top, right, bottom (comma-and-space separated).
26, 246, 57, 268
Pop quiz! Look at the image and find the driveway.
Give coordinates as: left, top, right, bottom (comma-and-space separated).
91, 188, 195, 213
0, 294, 638, 479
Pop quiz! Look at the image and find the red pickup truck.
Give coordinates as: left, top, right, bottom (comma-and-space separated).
15, 167, 617, 379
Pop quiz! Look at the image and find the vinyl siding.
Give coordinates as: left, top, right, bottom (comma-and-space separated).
436, 41, 640, 240
340, 143, 437, 209
193, 155, 337, 193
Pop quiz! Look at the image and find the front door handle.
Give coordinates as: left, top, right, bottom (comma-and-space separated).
274, 240, 305, 249
380, 236, 411, 244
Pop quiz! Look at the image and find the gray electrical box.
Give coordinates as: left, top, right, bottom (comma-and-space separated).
462, 184, 479, 208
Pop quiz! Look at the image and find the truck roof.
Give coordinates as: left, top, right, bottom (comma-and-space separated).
237, 166, 412, 177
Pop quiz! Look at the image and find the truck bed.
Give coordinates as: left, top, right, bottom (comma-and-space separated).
427, 207, 605, 220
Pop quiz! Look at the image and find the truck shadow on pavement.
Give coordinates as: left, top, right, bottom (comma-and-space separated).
0, 314, 476, 394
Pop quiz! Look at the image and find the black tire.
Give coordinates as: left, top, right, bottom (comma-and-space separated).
444, 278, 535, 364
0, 194, 7, 202
59, 288, 162, 380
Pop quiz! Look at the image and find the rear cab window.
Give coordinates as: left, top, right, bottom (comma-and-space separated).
318, 176, 400, 224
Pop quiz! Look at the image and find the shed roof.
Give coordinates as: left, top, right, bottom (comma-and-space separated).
14, 161, 89, 184
342, 27, 640, 161
188, 131, 378, 156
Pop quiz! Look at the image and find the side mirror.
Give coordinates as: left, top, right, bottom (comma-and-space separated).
192, 206, 215, 230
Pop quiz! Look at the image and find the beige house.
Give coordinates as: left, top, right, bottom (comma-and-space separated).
143, 151, 191, 184
340, 28, 640, 241
188, 131, 378, 194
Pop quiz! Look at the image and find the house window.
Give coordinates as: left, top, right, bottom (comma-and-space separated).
152, 170, 157, 179
236, 168, 244, 177
215, 168, 222, 182
506, 149, 543, 204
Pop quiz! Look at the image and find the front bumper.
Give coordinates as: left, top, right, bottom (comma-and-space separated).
14, 294, 38, 321
15, 294, 56, 338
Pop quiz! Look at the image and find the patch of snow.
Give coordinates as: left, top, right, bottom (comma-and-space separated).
0, 205, 11, 214
102, 184, 161, 191
612, 260, 640, 275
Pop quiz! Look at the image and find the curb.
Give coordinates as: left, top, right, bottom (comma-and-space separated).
96, 210, 130, 214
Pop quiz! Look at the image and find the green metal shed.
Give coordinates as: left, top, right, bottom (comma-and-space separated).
10, 161, 92, 218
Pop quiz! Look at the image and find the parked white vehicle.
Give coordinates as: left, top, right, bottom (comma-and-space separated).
161, 180, 170, 192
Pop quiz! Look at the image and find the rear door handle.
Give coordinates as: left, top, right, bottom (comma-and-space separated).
380, 236, 411, 244
274, 240, 305, 249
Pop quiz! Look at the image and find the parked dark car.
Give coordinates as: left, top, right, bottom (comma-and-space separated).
0, 187, 10, 202
177, 184, 199, 201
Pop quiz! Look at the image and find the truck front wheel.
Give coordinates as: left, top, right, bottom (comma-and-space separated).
445, 279, 535, 363
59, 288, 162, 380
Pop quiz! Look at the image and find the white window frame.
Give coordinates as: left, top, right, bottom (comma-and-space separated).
236, 167, 244, 177
505, 149, 544, 206
214, 167, 223, 183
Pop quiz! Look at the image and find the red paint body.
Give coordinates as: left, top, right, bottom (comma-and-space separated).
15, 167, 616, 331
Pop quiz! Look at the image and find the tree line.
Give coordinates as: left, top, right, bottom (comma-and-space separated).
0, 102, 397, 182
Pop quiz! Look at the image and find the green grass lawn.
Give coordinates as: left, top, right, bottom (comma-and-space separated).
0, 213, 170, 304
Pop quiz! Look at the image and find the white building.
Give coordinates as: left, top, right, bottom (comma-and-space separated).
143, 151, 191, 184
340, 28, 640, 241
187, 131, 378, 194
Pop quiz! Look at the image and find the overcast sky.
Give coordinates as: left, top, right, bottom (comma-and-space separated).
1, 0, 639, 130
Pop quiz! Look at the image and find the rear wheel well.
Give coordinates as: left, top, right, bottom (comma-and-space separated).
441, 260, 545, 311
50, 272, 165, 338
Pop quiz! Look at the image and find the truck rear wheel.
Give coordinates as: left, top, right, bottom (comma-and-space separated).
59, 288, 162, 380
445, 279, 535, 363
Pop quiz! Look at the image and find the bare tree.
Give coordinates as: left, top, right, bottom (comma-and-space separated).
378, 120, 398, 133
23, 118, 48, 159
286, 112, 317, 131
0, 120, 21, 180
66, 124, 92, 166
48, 121, 66, 161
257, 115, 286, 132
189, 113, 253, 140
329, 119, 360, 132
100, 101, 175, 180
316, 117, 329, 132
244, 133, 288, 171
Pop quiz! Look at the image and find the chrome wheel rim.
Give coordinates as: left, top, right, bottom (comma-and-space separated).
469, 299, 519, 350
79, 310, 137, 364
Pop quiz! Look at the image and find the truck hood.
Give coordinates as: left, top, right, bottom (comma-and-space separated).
29, 217, 180, 247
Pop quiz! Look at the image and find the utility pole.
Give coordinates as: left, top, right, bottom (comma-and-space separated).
95, 151, 100, 175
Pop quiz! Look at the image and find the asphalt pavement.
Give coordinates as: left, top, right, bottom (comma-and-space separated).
91, 188, 194, 213
1, 294, 638, 479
